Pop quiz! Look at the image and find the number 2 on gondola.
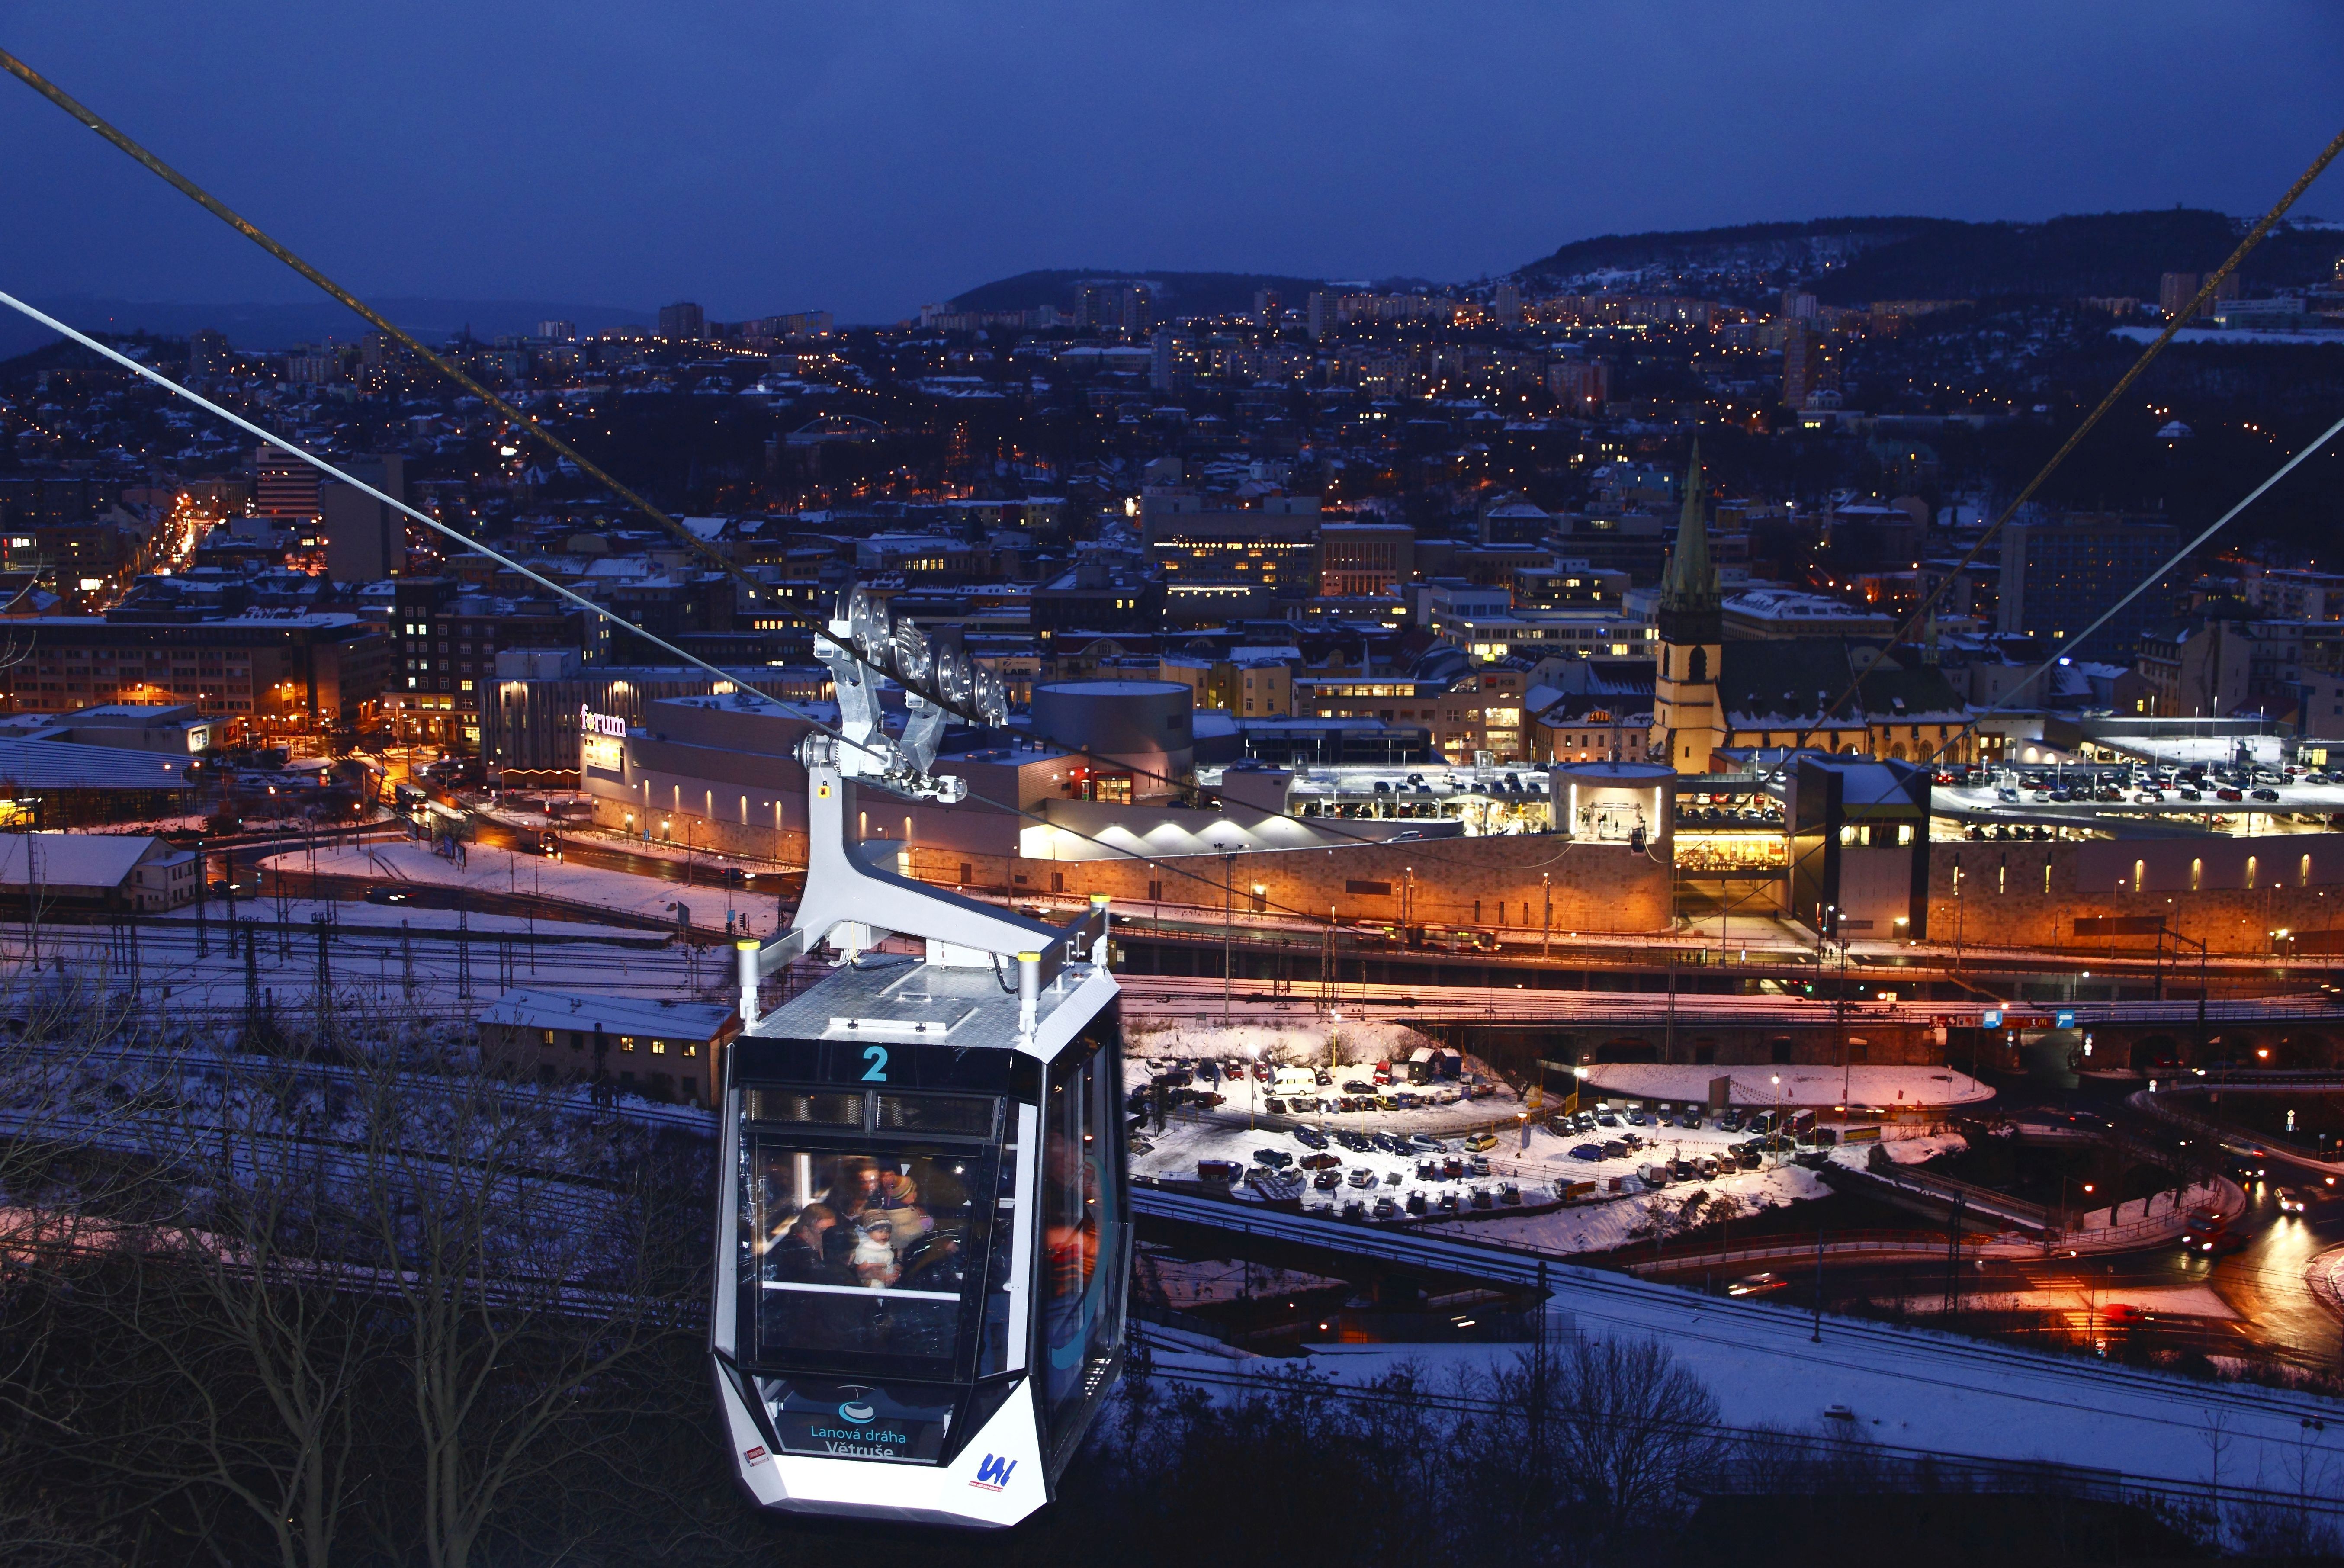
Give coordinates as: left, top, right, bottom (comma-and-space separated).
861, 1045, 889, 1082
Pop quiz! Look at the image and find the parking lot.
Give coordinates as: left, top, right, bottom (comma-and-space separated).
1936, 755, 2344, 836
1128, 1065, 1885, 1237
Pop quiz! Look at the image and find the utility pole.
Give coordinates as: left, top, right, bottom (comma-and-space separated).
242, 919, 260, 1044
1811, 1229, 1825, 1343
1222, 850, 1234, 1025
1943, 1192, 1966, 1316
1664, 955, 1676, 1063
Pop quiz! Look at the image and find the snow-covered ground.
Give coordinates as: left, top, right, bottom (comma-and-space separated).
156, 895, 662, 945
1422, 1160, 1831, 1255
267, 841, 774, 931
1149, 1277, 2344, 1496
1582, 1062, 1991, 1110
1126, 1015, 1441, 1068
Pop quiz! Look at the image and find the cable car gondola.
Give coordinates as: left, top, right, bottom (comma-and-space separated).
711, 597, 1129, 1527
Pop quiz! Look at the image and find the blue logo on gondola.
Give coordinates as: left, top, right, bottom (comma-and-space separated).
838, 1388, 876, 1423
971, 1453, 1016, 1491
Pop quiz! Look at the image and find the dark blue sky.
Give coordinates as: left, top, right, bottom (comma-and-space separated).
1, 1, 2340, 324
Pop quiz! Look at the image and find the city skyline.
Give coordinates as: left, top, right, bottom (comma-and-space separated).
0, 1, 2338, 323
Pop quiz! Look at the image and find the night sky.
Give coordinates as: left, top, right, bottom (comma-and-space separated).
0, 1, 2339, 325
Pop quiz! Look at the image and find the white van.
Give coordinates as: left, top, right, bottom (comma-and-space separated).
1272, 1067, 1319, 1099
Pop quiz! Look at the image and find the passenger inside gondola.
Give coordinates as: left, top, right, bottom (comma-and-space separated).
751, 1147, 980, 1363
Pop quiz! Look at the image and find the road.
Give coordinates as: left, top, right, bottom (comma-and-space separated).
1778, 1184, 2344, 1371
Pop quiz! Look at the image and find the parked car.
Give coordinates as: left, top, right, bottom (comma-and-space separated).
1346, 1166, 1378, 1189
2216, 787, 2244, 802
1410, 1133, 1446, 1152
1298, 1151, 1341, 1171
1313, 1169, 1341, 1191
1294, 1126, 1329, 1150
1264, 1097, 1287, 1115
1252, 1148, 1293, 1168
1197, 1160, 1242, 1183
2252, 787, 2282, 803
1573, 1143, 1605, 1160
1372, 1195, 1399, 1219
1464, 1132, 1498, 1152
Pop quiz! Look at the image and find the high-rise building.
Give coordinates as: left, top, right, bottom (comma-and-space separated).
1547, 359, 1608, 411
657, 301, 706, 341
1493, 283, 1522, 325
187, 328, 231, 378
253, 447, 320, 521
1307, 291, 1333, 341
536, 319, 576, 342
1780, 290, 1818, 321
2159, 271, 2238, 322
1997, 512, 2183, 657
318, 454, 408, 583
1781, 323, 1837, 410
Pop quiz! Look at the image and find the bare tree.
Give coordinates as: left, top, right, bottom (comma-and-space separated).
347, 1044, 696, 1568
1546, 1334, 1726, 1536
80, 1045, 387, 1568
0, 958, 161, 1564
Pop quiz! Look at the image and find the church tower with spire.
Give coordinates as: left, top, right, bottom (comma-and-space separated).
1650, 443, 1723, 774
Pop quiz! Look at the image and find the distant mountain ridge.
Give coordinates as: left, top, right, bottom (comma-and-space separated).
946, 269, 1428, 317
1521, 209, 2342, 301
947, 211, 2344, 325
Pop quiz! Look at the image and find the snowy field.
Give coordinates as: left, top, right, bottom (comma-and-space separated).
268, 841, 777, 931
1153, 1281, 2344, 1496
154, 895, 663, 945
1582, 1063, 1992, 1110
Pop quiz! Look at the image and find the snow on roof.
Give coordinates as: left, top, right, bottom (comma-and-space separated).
0, 833, 179, 890
477, 987, 734, 1040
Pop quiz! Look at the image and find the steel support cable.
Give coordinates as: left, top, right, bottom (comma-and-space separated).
1788, 121, 2344, 757
0, 292, 1387, 926
0, 46, 1606, 881
0, 48, 751, 591
1930, 406, 2344, 762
